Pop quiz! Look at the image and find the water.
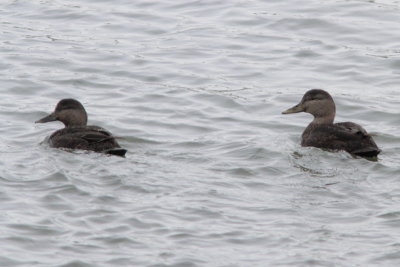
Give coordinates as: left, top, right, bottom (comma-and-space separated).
0, 0, 400, 266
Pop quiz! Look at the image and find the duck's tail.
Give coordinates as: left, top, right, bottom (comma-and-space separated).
105, 148, 127, 157
352, 147, 381, 158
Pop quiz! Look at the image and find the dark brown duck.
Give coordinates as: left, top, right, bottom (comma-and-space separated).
36, 99, 127, 157
282, 89, 380, 158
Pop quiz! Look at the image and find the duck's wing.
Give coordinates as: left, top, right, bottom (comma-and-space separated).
80, 127, 127, 157
304, 122, 380, 157
335, 122, 368, 136
80, 126, 115, 143
51, 126, 112, 143
49, 126, 126, 156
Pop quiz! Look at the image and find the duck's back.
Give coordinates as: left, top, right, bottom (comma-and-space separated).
302, 122, 380, 157
49, 125, 126, 156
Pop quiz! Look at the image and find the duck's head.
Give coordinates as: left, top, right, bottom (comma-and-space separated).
36, 99, 88, 127
282, 89, 336, 123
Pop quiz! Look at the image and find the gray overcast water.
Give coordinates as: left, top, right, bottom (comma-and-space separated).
1, 0, 400, 266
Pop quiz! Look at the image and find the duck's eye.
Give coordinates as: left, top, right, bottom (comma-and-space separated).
310, 95, 321, 101
58, 103, 74, 110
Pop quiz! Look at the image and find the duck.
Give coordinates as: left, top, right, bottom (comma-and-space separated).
282, 89, 380, 158
36, 98, 127, 157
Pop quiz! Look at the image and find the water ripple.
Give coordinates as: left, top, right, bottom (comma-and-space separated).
0, 0, 399, 266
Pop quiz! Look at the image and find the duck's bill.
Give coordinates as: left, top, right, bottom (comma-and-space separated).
35, 113, 57, 123
282, 103, 304, 114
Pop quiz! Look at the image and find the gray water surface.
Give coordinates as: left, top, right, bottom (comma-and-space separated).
1, 0, 400, 266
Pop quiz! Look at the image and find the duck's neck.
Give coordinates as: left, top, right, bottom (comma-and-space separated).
307, 101, 336, 125
61, 110, 88, 128
64, 121, 86, 128
311, 114, 335, 125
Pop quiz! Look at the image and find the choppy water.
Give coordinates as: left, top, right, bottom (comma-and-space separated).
1, 0, 400, 266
